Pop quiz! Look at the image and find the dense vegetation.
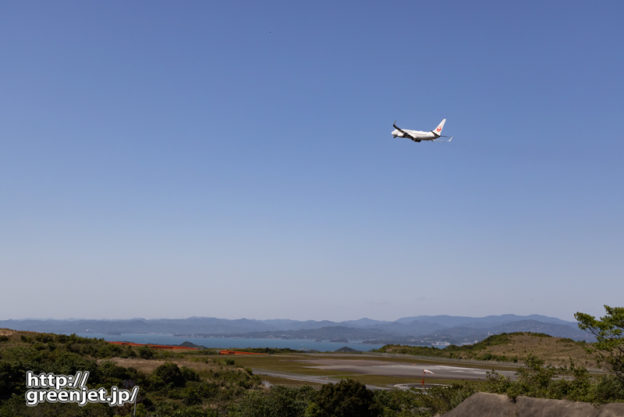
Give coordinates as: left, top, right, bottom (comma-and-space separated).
0, 331, 261, 416
229, 380, 476, 417
485, 354, 623, 403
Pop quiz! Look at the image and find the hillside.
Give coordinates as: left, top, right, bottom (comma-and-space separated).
0, 329, 262, 416
1, 328, 621, 417
376, 332, 599, 368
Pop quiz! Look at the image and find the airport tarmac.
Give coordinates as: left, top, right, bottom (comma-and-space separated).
299, 358, 516, 380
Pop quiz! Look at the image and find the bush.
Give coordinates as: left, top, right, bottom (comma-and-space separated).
154, 362, 187, 387
419, 384, 476, 414
230, 386, 314, 417
306, 379, 381, 417
138, 346, 154, 359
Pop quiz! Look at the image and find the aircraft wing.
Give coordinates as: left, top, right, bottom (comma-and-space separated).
393, 122, 419, 141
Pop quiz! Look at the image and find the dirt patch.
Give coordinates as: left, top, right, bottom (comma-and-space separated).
105, 357, 222, 374
103, 358, 167, 374
0, 329, 16, 336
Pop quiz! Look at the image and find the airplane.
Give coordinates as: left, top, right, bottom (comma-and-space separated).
391, 118, 453, 143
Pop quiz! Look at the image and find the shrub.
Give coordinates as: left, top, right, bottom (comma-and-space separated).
306, 379, 381, 417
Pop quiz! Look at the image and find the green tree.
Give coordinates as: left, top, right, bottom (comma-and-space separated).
306, 379, 381, 417
154, 362, 186, 387
138, 345, 154, 359
575, 305, 624, 384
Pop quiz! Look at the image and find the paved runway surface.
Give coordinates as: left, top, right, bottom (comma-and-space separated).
253, 356, 516, 389
305, 358, 514, 379
301, 358, 515, 380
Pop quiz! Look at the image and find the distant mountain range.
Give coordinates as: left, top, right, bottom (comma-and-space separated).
0, 314, 593, 345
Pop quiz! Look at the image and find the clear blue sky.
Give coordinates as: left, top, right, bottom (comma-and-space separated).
1, 1, 622, 321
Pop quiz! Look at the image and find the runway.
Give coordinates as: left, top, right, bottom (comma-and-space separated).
251, 355, 517, 389
300, 358, 516, 380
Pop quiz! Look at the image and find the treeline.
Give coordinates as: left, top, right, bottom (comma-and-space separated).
230, 379, 476, 417
485, 354, 623, 403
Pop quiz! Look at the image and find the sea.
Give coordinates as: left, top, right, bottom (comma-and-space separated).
75, 332, 383, 352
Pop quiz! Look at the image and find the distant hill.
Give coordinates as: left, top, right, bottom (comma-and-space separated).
377, 332, 599, 368
334, 346, 360, 353
0, 314, 593, 346
179, 341, 206, 349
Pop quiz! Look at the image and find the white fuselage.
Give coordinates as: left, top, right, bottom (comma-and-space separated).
391, 129, 438, 141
